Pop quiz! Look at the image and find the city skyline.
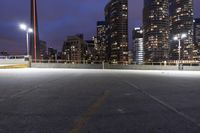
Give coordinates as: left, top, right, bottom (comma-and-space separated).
0, 0, 200, 54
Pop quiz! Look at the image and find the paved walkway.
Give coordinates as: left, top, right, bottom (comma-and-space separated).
0, 69, 200, 133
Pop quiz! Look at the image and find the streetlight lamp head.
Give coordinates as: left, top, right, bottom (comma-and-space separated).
173, 36, 178, 41
28, 28, 33, 33
181, 33, 187, 39
19, 23, 27, 31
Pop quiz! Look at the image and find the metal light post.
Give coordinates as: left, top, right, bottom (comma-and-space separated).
19, 23, 33, 58
173, 33, 187, 66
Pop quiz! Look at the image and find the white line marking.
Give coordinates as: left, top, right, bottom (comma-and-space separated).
123, 80, 200, 128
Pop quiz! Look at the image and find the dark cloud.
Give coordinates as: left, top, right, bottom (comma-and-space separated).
0, 0, 199, 54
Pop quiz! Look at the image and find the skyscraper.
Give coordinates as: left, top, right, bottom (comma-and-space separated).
194, 18, 200, 48
105, 0, 128, 64
193, 18, 200, 60
97, 21, 106, 62
133, 27, 144, 64
85, 40, 98, 63
143, 0, 169, 62
30, 0, 40, 61
169, 0, 194, 60
62, 34, 86, 63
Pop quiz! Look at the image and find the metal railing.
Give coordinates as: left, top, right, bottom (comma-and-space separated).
0, 55, 27, 59
32, 59, 200, 66
33, 59, 106, 64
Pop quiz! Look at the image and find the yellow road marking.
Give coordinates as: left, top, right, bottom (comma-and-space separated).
0, 64, 28, 69
69, 91, 110, 133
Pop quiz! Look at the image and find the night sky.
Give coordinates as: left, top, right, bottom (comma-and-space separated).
0, 0, 200, 54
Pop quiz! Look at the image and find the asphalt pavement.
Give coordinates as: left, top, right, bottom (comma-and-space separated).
0, 68, 200, 133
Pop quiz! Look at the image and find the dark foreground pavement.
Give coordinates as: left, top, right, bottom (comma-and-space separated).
0, 68, 200, 133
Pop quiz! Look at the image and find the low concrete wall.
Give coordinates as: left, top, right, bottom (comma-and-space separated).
183, 66, 200, 71
106, 64, 179, 70
31, 63, 179, 70
31, 63, 200, 71
0, 59, 28, 65
31, 63, 103, 69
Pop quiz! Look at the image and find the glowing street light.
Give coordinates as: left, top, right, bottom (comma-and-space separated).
181, 34, 187, 39
173, 33, 187, 67
28, 28, 33, 33
19, 23, 33, 58
173, 36, 178, 41
19, 23, 27, 31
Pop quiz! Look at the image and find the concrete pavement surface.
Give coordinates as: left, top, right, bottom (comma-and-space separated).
0, 68, 200, 133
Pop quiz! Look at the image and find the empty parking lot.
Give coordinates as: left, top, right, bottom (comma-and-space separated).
0, 68, 200, 133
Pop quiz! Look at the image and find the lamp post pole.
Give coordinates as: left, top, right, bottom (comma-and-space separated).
19, 23, 33, 65
173, 33, 187, 69
178, 36, 181, 64
26, 31, 30, 57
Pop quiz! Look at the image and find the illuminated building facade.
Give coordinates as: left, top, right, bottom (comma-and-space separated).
62, 34, 86, 63
30, 0, 40, 61
194, 18, 200, 48
97, 21, 106, 61
193, 18, 200, 60
169, 0, 194, 60
105, 0, 128, 64
85, 40, 99, 63
133, 27, 144, 64
143, 0, 169, 62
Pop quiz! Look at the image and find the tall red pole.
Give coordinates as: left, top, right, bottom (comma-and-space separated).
33, 0, 37, 62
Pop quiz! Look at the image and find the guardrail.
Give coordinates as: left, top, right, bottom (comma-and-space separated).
0, 56, 199, 70
0, 55, 27, 59
144, 62, 200, 66
33, 59, 200, 66
0, 55, 29, 68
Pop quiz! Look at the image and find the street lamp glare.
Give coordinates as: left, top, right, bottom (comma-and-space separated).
173, 33, 187, 68
28, 28, 33, 33
181, 33, 187, 39
19, 23, 27, 31
19, 23, 32, 58
173, 36, 178, 41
